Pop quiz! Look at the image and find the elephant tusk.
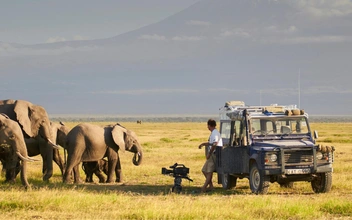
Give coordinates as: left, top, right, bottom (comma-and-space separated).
16, 151, 37, 162
47, 139, 61, 149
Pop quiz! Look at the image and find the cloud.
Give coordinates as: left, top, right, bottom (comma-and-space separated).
73, 35, 89, 41
45, 35, 89, 44
91, 88, 199, 95
282, 35, 351, 44
266, 25, 298, 34
46, 36, 67, 43
171, 36, 205, 41
186, 20, 211, 26
138, 34, 205, 42
0, 43, 99, 57
138, 34, 166, 41
220, 29, 251, 38
291, 0, 352, 18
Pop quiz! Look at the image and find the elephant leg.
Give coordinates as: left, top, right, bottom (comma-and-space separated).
106, 158, 117, 183
2, 156, 20, 182
5, 168, 16, 184
73, 164, 82, 184
94, 161, 106, 183
63, 160, 79, 184
87, 170, 94, 183
115, 157, 123, 183
63, 144, 84, 184
53, 149, 65, 176
82, 162, 92, 182
41, 145, 54, 182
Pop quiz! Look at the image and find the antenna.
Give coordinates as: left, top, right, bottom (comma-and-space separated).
298, 69, 301, 109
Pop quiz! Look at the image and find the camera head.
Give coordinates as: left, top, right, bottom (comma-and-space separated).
161, 163, 190, 178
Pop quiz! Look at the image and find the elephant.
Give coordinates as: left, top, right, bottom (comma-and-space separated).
82, 159, 109, 183
63, 123, 143, 184
0, 99, 59, 181
25, 121, 69, 177
0, 114, 35, 189
1, 121, 69, 179
82, 147, 123, 183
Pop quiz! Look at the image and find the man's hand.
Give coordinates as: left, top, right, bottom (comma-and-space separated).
198, 142, 207, 149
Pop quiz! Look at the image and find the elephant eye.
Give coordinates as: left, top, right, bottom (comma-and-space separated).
9, 134, 15, 140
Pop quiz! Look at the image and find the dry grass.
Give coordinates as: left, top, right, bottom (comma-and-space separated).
0, 122, 351, 219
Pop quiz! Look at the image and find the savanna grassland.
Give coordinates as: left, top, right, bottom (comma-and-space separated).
0, 122, 351, 219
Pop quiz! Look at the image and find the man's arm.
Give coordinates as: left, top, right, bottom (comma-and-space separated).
198, 142, 209, 149
206, 141, 218, 159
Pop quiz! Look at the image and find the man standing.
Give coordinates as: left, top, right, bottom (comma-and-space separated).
198, 119, 223, 193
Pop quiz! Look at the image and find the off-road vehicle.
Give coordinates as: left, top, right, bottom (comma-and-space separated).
216, 101, 334, 194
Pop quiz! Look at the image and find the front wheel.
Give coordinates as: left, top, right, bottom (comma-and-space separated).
249, 163, 270, 194
222, 173, 237, 189
311, 172, 332, 193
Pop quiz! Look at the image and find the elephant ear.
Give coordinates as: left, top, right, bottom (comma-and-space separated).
14, 100, 34, 137
111, 125, 126, 152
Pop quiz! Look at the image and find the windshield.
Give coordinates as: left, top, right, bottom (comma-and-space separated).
250, 116, 309, 136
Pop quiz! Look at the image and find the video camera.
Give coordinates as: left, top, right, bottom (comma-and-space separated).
161, 163, 193, 193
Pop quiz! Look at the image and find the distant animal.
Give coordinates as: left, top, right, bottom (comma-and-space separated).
137, 120, 142, 124
63, 123, 143, 184
82, 159, 109, 183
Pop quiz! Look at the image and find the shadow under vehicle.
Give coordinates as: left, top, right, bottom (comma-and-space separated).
216, 101, 334, 194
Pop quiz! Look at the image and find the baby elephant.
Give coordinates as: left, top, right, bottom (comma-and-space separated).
82, 159, 109, 183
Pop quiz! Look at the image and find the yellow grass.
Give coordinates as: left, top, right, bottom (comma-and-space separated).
0, 122, 351, 219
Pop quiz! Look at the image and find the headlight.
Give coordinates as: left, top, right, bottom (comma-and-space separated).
270, 154, 277, 162
316, 152, 323, 160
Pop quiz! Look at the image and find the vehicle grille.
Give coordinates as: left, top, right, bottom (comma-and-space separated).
284, 150, 313, 164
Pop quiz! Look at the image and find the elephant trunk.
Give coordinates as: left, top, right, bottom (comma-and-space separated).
132, 151, 143, 166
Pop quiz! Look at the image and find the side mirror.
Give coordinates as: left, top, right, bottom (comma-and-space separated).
314, 130, 319, 139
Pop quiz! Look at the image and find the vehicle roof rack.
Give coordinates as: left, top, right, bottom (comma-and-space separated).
219, 101, 307, 120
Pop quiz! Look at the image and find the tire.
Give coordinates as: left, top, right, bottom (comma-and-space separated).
249, 163, 270, 194
222, 173, 237, 189
311, 172, 332, 193
279, 182, 294, 188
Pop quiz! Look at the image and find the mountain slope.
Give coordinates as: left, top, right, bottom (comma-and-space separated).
1, 0, 351, 115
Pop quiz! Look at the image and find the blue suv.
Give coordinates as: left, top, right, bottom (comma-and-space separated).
216, 101, 334, 194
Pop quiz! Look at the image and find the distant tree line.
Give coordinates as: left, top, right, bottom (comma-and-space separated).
50, 115, 352, 123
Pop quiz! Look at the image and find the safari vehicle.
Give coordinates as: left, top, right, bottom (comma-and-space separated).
216, 101, 334, 194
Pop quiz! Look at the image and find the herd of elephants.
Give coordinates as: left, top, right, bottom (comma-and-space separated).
0, 99, 143, 189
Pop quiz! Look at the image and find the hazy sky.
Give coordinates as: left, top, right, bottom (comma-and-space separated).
1, 0, 351, 115
0, 0, 199, 45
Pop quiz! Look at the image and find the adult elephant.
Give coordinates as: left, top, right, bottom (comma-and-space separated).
63, 123, 143, 184
0, 114, 34, 189
0, 99, 58, 181
25, 121, 69, 177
